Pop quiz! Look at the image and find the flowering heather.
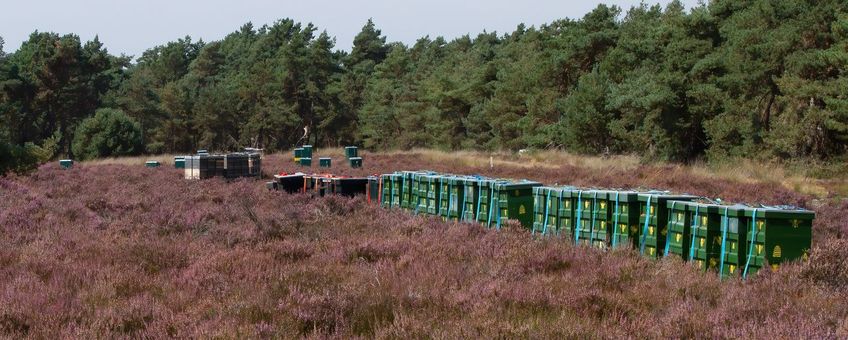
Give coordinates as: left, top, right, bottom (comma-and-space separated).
0, 158, 845, 337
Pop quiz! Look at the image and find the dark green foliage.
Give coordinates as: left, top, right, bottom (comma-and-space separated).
72, 108, 143, 160
1, 1, 848, 170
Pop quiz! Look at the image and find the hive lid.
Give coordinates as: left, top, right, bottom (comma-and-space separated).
743, 205, 815, 219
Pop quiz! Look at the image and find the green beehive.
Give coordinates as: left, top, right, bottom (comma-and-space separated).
319, 157, 331, 167
302, 145, 313, 158
389, 173, 404, 209
59, 159, 73, 169
686, 202, 727, 272
400, 171, 417, 210
574, 190, 614, 248
637, 193, 698, 259
174, 157, 185, 169
412, 174, 425, 213
664, 200, 692, 260
366, 176, 380, 204
293, 148, 304, 162
380, 174, 393, 208
532, 187, 565, 236
493, 180, 542, 229
420, 174, 441, 215
716, 204, 751, 279
345, 146, 358, 158
740, 206, 813, 278
299, 157, 312, 167
145, 161, 160, 168
438, 176, 466, 221
461, 176, 484, 222
475, 179, 502, 228
349, 157, 363, 168
608, 191, 641, 250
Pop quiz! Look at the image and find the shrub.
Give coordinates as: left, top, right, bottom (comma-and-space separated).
72, 108, 143, 160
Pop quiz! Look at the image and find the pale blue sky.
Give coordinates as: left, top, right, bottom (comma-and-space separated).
1, 0, 700, 58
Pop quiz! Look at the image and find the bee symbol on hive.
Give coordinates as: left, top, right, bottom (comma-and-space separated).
773, 245, 782, 258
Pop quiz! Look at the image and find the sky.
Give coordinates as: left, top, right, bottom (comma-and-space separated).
1, 0, 700, 58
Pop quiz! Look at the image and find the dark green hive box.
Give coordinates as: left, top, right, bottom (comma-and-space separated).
685, 202, 723, 271
438, 176, 466, 221
637, 193, 699, 259
607, 191, 641, 250
145, 161, 160, 168
302, 145, 313, 158
716, 204, 751, 279
380, 174, 394, 208
664, 200, 692, 260
59, 159, 73, 169
461, 177, 485, 222
740, 206, 814, 277
349, 157, 363, 168
420, 174, 442, 215
574, 190, 615, 249
319, 157, 331, 168
344, 146, 358, 158
492, 180, 542, 229
174, 157, 185, 169
475, 179, 503, 228
557, 187, 584, 241
293, 148, 304, 161
532, 187, 566, 237
299, 157, 312, 167
366, 176, 380, 204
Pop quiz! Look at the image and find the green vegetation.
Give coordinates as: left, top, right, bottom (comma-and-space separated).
1, 0, 848, 173
72, 108, 144, 160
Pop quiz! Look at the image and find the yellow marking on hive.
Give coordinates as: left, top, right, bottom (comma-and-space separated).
731, 242, 736, 251
600, 221, 606, 229
650, 206, 655, 214
699, 238, 706, 248
519, 205, 526, 215
729, 264, 736, 273
757, 221, 764, 231
802, 250, 809, 261
600, 202, 607, 210
701, 216, 708, 225
792, 219, 800, 228
696, 260, 704, 269
675, 234, 682, 242
709, 258, 717, 268
771, 264, 780, 272
756, 244, 764, 255
773, 245, 782, 258
677, 213, 684, 221
584, 201, 590, 209
648, 226, 654, 235
621, 224, 627, 232
649, 248, 655, 256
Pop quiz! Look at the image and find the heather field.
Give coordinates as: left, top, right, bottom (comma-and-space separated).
1, 151, 847, 338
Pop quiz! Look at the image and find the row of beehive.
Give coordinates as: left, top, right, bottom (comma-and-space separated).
377, 171, 814, 279
183, 152, 261, 180
267, 172, 380, 202
293, 145, 363, 168
378, 171, 541, 229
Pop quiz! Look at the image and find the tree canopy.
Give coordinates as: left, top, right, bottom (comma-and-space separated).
1, 0, 846, 171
